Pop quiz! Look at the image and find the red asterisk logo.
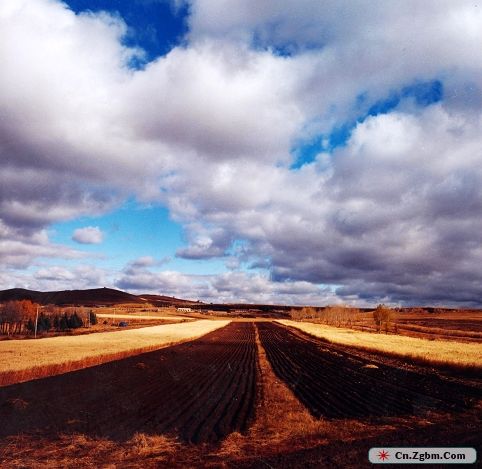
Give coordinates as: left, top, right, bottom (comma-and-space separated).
377, 450, 390, 461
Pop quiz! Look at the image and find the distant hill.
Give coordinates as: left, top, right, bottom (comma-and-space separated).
0, 287, 144, 306
0, 287, 199, 307
138, 294, 201, 306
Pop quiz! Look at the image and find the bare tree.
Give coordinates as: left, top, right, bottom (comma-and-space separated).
290, 305, 359, 327
373, 304, 396, 333
0, 300, 38, 335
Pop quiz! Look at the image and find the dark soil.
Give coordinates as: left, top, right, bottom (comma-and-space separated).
0, 322, 258, 443
258, 322, 481, 419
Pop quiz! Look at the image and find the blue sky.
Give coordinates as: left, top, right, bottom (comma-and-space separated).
49, 201, 228, 275
64, 0, 188, 61
291, 79, 444, 169
1, 0, 482, 305
50, 203, 181, 269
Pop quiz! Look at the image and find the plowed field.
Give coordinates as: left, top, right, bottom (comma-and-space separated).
0, 320, 480, 468
0, 322, 258, 443
258, 322, 479, 419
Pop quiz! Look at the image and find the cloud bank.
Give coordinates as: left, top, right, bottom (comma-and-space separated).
1, 0, 482, 305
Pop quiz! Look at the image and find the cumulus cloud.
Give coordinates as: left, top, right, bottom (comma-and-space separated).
163, 104, 482, 305
1, 0, 482, 305
0, 221, 86, 269
130, 256, 156, 268
116, 264, 337, 305
72, 226, 104, 244
33, 264, 111, 291
126, 256, 171, 270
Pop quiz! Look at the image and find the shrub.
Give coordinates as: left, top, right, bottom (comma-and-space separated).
373, 304, 396, 333
59, 314, 69, 331
68, 312, 83, 329
89, 311, 98, 325
38, 313, 51, 332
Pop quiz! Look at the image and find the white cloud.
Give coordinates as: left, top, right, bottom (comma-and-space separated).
33, 264, 111, 291
130, 256, 156, 267
0, 221, 86, 269
123, 42, 303, 165
164, 105, 482, 305
116, 265, 337, 305
72, 226, 104, 244
1, 0, 482, 305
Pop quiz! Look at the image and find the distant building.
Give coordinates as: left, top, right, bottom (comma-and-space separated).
176, 307, 192, 312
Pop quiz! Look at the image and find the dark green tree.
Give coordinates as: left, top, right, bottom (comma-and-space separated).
38, 313, 51, 332
89, 311, 97, 325
26, 318, 35, 333
71, 312, 83, 328
59, 314, 69, 331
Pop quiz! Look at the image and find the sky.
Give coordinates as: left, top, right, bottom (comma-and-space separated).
1, 0, 482, 306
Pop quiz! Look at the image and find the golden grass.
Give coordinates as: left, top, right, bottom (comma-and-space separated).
0, 320, 230, 386
395, 323, 482, 338
0, 433, 183, 469
96, 313, 187, 320
278, 319, 482, 370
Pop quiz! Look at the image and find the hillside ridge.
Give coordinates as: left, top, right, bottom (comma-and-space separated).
0, 287, 192, 306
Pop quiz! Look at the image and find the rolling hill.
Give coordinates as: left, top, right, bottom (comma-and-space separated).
0, 287, 194, 306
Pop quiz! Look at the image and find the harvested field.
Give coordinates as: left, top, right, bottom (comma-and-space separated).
0, 320, 229, 386
0, 322, 258, 444
279, 319, 482, 370
1, 320, 480, 468
259, 322, 480, 419
0, 318, 191, 343
96, 313, 186, 320
348, 309, 482, 342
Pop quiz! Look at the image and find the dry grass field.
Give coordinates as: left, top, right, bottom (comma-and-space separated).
0, 318, 191, 342
0, 320, 480, 468
96, 313, 187, 320
0, 320, 230, 386
279, 319, 482, 371
349, 309, 482, 342
93, 305, 181, 315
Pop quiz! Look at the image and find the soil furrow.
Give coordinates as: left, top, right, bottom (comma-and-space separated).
0, 322, 258, 443
258, 322, 475, 419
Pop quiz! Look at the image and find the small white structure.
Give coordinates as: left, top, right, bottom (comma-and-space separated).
176, 307, 193, 312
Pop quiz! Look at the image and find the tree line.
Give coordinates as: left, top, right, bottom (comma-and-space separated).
0, 300, 97, 336
290, 305, 360, 327
290, 304, 397, 333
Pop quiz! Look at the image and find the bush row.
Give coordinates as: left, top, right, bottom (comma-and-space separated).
25, 311, 98, 333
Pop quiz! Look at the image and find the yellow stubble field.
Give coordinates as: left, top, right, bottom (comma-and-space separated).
278, 319, 482, 369
0, 319, 230, 386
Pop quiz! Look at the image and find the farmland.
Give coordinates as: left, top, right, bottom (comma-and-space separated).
0, 320, 229, 386
0, 322, 257, 444
258, 322, 477, 418
0, 319, 480, 468
350, 309, 482, 342
279, 319, 482, 370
